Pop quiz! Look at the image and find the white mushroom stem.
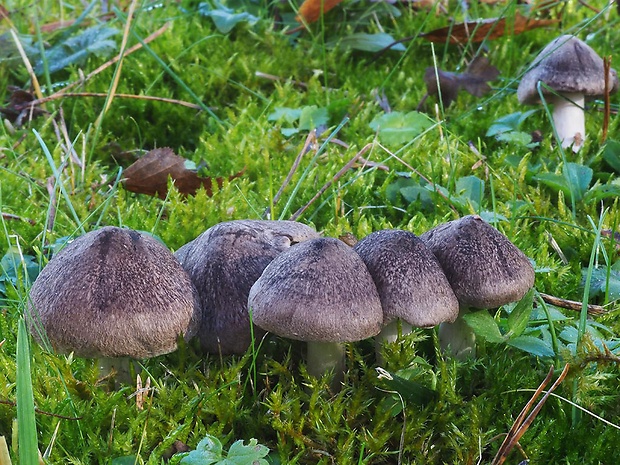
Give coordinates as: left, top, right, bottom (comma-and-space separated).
551, 92, 585, 152
97, 357, 136, 386
306, 341, 345, 387
438, 312, 476, 361
375, 319, 413, 363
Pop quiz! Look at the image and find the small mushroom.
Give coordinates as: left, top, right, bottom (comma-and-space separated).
421, 216, 535, 360
353, 229, 459, 356
174, 220, 320, 355
248, 237, 383, 387
27, 226, 201, 382
517, 35, 618, 152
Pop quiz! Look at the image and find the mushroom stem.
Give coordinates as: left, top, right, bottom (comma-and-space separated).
306, 341, 345, 387
438, 311, 476, 361
97, 357, 136, 386
551, 92, 585, 152
375, 319, 413, 363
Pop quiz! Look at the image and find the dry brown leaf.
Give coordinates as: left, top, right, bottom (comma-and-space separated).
123, 147, 244, 199
421, 12, 558, 44
296, 0, 344, 24
0, 87, 46, 125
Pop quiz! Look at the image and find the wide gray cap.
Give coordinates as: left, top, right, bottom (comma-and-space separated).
248, 237, 383, 342
354, 229, 459, 327
420, 216, 535, 309
27, 226, 201, 359
517, 35, 618, 105
175, 220, 320, 354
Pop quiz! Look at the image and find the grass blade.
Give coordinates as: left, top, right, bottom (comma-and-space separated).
16, 318, 39, 465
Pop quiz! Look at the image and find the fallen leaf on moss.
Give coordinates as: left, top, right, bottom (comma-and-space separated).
296, 0, 344, 24
123, 147, 244, 198
0, 87, 46, 125
421, 12, 558, 44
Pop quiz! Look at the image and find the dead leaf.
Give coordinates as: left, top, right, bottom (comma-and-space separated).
421, 12, 558, 44
421, 56, 500, 108
123, 147, 244, 199
296, 0, 344, 24
0, 87, 46, 125
0, 5, 9, 22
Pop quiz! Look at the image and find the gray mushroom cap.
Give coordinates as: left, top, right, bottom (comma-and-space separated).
354, 229, 459, 328
27, 226, 201, 359
174, 220, 320, 354
248, 237, 383, 342
420, 216, 535, 309
517, 35, 619, 105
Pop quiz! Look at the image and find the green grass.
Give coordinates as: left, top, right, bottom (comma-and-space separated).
1, 0, 620, 463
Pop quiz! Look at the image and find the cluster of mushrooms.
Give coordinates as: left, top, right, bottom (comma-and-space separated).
27, 215, 535, 387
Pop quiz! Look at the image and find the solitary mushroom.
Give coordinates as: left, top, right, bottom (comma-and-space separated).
27, 226, 201, 382
517, 35, 618, 152
174, 220, 320, 355
421, 216, 535, 359
353, 229, 459, 355
248, 237, 383, 387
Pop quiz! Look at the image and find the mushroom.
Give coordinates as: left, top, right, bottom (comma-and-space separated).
248, 237, 383, 387
27, 226, 201, 383
420, 216, 535, 360
353, 229, 459, 356
517, 35, 618, 152
174, 220, 320, 355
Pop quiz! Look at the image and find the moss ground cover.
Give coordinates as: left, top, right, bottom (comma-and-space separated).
1, 0, 620, 462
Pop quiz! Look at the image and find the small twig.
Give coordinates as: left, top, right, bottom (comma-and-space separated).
576, 0, 600, 13
492, 364, 569, 465
255, 71, 309, 90
602, 56, 611, 144
579, 343, 620, 368
54, 23, 169, 96
272, 130, 316, 207
1, 212, 36, 225
24, 92, 203, 110
289, 143, 372, 221
538, 292, 607, 316
0, 399, 82, 420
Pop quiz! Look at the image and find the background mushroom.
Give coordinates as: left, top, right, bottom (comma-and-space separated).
421, 216, 535, 360
248, 237, 383, 388
517, 35, 618, 152
174, 220, 320, 355
27, 226, 201, 383
353, 229, 459, 357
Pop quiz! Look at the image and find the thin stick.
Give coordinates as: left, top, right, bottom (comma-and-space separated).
1, 212, 36, 225
289, 143, 372, 221
97, 0, 139, 121
25, 92, 203, 110
255, 71, 309, 90
54, 23, 170, 96
9, 28, 44, 102
538, 292, 606, 316
492, 364, 569, 465
0, 399, 82, 421
273, 130, 316, 206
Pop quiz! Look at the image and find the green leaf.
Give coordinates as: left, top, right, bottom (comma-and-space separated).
331, 33, 406, 53
377, 368, 438, 407
455, 175, 484, 206
181, 435, 223, 464
369, 111, 433, 146
298, 106, 329, 131
583, 267, 620, 300
505, 289, 534, 339
225, 438, 269, 464
198, 1, 259, 34
462, 310, 504, 343
582, 181, 620, 204
17, 318, 39, 465
563, 162, 592, 202
267, 107, 303, 124
602, 139, 620, 173
507, 335, 555, 357
35, 25, 118, 74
